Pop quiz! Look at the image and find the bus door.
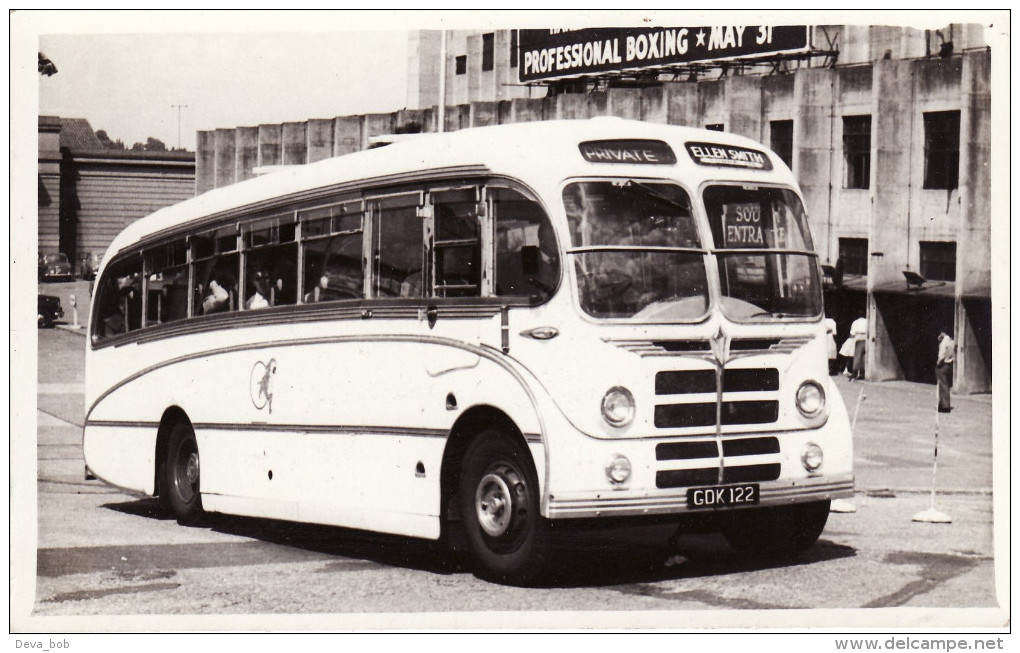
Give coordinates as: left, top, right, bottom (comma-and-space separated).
421, 186, 505, 352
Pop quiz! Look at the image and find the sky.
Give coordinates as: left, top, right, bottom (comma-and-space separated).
38, 30, 409, 152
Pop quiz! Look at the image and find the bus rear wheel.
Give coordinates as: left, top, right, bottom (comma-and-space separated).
161, 422, 204, 525
720, 500, 830, 559
458, 430, 547, 585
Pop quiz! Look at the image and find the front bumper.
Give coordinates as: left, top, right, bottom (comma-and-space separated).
546, 473, 854, 519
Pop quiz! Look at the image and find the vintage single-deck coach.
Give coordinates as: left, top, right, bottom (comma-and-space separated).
84, 118, 854, 583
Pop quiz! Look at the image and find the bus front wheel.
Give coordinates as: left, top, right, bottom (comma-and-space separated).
161, 422, 204, 525
458, 430, 547, 585
719, 500, 830, 559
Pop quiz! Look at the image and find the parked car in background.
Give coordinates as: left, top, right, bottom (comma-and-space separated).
80, 251, 104, 280
38, 294, 64, 328
38, 252, 74, 282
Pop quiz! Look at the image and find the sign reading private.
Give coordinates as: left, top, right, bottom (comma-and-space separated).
578, 139, 677, 165
685, 142, 773, 170
519, 26, 810, 83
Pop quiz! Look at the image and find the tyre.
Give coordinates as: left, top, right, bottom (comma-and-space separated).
161, 422, 204, 524
458, 430, 546, 584
720, 500, 830, 559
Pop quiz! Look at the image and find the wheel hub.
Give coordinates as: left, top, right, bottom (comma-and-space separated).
185, 452, 200, 485
476, 472, 514, 537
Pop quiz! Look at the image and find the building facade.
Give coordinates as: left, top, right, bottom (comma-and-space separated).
38, 117, 196, 270
194, 23, 993, 394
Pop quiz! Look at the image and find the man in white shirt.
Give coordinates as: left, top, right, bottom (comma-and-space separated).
936, 331, 955, 413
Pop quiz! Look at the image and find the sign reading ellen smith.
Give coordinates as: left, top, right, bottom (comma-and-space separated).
519, 26, 810, 83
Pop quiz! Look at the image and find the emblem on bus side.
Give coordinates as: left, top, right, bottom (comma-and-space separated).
249, 358, 277, 414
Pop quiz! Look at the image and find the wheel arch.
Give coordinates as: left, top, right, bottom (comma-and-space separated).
439, 405, 534, 548
153, 405, 193, 498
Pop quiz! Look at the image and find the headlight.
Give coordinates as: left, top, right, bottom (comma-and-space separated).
795, 381, 825, 418
802, 443, 823, 472
601, 386, 635, 427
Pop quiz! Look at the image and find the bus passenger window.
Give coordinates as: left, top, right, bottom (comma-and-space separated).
92, 257, 142, 342
192, 226, 239, 316
371, 196, 423, 298
145, 239, 188, 326
433, 191, 481, 298
243, 215, 297, 309
492, 188, 559, 301
300, 202, 364, 303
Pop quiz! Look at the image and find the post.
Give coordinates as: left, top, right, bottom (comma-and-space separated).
171, 104, 189, 149
69, 293, 78, 329
438, 30, 447, 133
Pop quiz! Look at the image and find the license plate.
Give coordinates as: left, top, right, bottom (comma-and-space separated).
686, 483, 760, 509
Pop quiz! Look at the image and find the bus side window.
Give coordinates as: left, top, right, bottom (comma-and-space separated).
432, 190, 481, 298
244, 216, 297, 310
92, 256, 142, 342
370, 195, 423, 298
145, 239, 188, 326
300, 202, 364, 303
192, 226, 239, 316
492, 188, 559, 301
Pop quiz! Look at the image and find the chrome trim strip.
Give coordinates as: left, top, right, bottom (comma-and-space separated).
546, 477, 854, 519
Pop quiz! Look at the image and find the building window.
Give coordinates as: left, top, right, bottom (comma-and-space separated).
455, 55, 467, 75
843, 115, 871, 189
769, 119, 793, 168
920, 241, 956, 281
482, 33, 494, 71
510, 30, 518, 68
923, 111, 960, 190
705, 123, 724, 132
838, 237, 868, 276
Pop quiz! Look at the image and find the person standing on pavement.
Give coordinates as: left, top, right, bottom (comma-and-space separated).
849, 315, 867, 380
936, 331, 955, 413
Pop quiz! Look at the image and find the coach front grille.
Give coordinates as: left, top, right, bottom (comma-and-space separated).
653, 436, 783, 489
654, 368, 780, 430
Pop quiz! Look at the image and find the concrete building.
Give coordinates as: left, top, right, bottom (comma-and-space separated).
194, 23, 992, 394
38, 116, 196, 270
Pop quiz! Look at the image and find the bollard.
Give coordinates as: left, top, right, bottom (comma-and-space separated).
69, 293, 79, 329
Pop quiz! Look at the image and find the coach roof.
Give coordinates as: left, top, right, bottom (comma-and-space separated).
106, 118, 791, 257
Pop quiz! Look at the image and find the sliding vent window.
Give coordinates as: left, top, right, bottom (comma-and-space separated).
145, 239, 188, 325
243, 215, 297, 310
432, 189, 481, 298
371, 194, 424, 298
493, 187, 560, 302
92, 255, 143, 342
300, 201, 365, 302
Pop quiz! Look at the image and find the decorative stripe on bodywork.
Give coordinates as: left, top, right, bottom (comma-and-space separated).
84, 420, 543, 443
86, 335, 546, 449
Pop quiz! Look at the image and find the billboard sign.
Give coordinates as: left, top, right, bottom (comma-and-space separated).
518, 26, 810, 83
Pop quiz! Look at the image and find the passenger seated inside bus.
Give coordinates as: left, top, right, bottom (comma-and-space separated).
304, 273, 330, 303
101, 273, 141, 335
246, 271, 271, 310
201, 275, 232, 314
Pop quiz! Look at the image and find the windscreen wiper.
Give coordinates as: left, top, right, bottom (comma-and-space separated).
619, 179, 692, 214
